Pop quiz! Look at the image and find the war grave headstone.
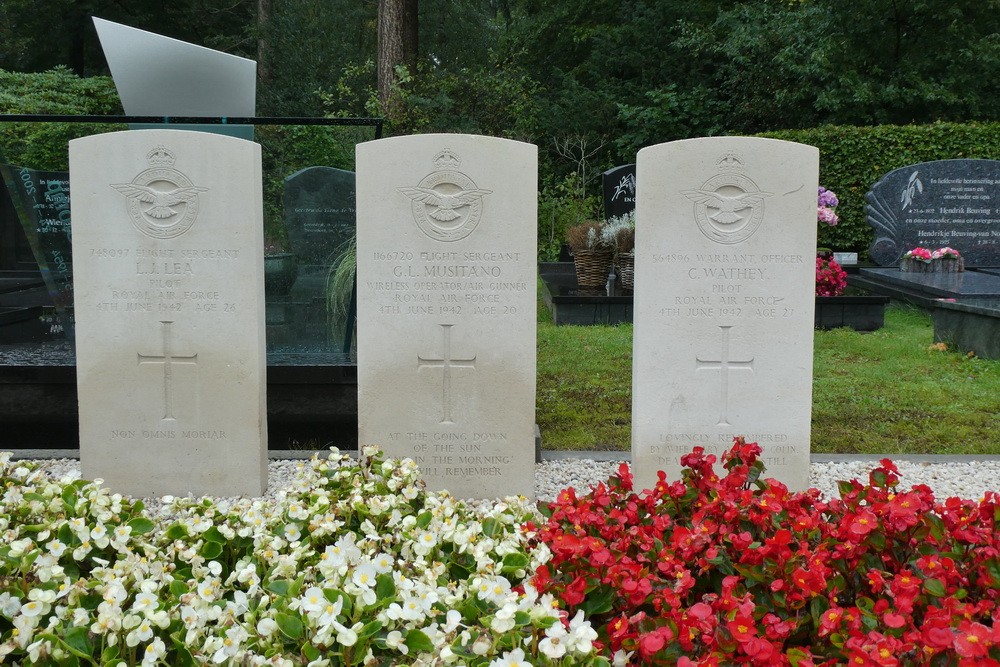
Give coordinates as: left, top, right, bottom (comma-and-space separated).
860, 159, 1000, 302
602, 163, 637, 220
69, 130, 268, 497
631, 137, 818, 492
356, 134, 537, 499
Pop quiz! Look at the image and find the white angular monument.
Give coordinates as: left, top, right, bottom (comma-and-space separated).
356, 134, 537, 499
70, 130, 268, 497
631, 137, 818, 492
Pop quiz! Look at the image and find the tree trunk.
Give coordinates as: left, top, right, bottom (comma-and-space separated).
377, 0, 418, 114
257, 0, 272, 86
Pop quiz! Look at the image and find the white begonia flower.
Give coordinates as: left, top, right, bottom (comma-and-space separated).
371, 552, 394, 574
284, 523, 302, 542
256, 617, 278, 637
71, 608, 89, 627
333, 620, 362, 647
567, 609, 598, 654
90, 523, 111, 549
9, 538, 32, 558
612, 649, 635, 666
18, 599, 46, 618
46, 539, 67, 558
488, 647, 532, 667
538, 622, 568, 659
212, 625, 248, 663
352, 562, 377, 589
490, 603, 517, 633
413, 530, 438, 555
131, 591, 158, 615
125, 618, 154, 647
197, 578, 221, 602
0, 592, 22, 617
179, 605, 202, 630
443, 609, 463, 633
472, 634, 492, 656
297, 586, 326, 614
142, 637, 166, 665
385, 630, 408, 654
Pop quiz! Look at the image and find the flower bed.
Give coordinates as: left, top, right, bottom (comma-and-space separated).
3, 443, 999, 666
530, 439, 1000, 666
0, 449, 601, 666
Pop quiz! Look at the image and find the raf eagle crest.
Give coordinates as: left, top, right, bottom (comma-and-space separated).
399, 150, 492, 242
111, 146, 208, 239
682, 152, 772, 245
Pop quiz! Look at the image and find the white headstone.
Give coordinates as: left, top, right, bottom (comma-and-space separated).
631, 137, 818, 492
356, 134, 537, 499
69, 130, 268, 497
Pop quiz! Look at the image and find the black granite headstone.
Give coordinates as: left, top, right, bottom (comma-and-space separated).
866, 159, 1000, 267
602, 164, 636, 220
0, 164, 74, 336
284, 167, 356, 265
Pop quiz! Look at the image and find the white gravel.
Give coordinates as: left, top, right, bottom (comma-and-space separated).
21, 455, 1000, 507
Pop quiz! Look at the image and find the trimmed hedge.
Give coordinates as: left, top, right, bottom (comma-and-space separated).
760, 123, 1000, 256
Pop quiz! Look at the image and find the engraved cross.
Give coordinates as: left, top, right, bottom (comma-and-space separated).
137, 320, 198, 420
695, 325, 754, 426
417, 324, 476, 424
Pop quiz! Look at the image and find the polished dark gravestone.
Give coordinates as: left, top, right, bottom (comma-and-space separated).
602, 164, 636, 220
866, 159, 1000, 267
933, 299, 1000, 360
279, 167, 357, 345
0, 164, 74, 337
284, 166, 356, 265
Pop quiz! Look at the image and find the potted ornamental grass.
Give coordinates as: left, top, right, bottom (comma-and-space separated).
566, 220, 614, 291
602, 212, 636, 291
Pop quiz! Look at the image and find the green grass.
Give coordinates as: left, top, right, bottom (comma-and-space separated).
536, 302, 1000, 454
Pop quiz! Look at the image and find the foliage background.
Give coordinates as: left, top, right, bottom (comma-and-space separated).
2, 0, 999, 250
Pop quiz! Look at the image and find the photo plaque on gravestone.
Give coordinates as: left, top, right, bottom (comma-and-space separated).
867, 159, 1000, 267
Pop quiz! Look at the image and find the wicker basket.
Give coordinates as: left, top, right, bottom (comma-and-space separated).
572, 248, 613, 290
617, 251, 635, 291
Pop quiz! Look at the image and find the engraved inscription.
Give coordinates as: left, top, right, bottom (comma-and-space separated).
695, 325, 754, 426
137, 320, 198, 421
417, 324, 477, 424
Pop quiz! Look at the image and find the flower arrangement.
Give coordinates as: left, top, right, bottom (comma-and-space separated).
0, 449, 603, 666
529, 438, 1000, 665
566, 220, 613, 254
601, 212, 636, 255
904, 247, 963, 262
901, 247, 964, 273
817, 187, 839, 227
816, 255, 848, 297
